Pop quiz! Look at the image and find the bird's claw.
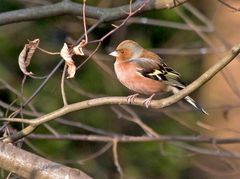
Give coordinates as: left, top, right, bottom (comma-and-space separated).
127, 93, 139, 104
143, 94, 155, 108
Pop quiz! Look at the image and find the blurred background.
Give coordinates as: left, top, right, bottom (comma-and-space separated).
0, 0, 240, 178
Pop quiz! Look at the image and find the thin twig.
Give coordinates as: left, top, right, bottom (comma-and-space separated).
218, 0, 240, 11
78, 143, 112, 164
82, 0, 88, 45
61, 64, 68, 106
28, 133, 240, 145
89, 0, 148, 44
75, 18, 104, 46
37, 46, 60, 55
11, 59, 64, 118
192, 159, 240, 176
151, 47, 225, 55
0, 79, 36, 113
56, 118, 118, 136
0, 118, 33, 124
76, 42, 102, 70
174, 8, 215, 47
173, 142, 240, 159
128, 17, 212, 32
112, 106, 159, 137
112, 140, 123, 178
43, 123, 59, 136
20, 75, 27, 119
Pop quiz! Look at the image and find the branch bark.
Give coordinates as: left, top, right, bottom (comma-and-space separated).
29, 133, 240, 145
0, 142, 92, 179
0, 0, 187, 26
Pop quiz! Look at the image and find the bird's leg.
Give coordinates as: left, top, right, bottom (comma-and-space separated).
143, 93, 156, 108
127, 93, 139, 104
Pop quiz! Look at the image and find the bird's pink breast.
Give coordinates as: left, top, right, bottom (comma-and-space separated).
114, 62, 168, 95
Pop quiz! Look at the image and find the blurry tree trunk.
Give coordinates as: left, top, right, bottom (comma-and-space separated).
0, 142, 92, 179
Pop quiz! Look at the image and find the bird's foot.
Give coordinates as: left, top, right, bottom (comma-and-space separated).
127, 93, 139, 104
143, 93, 156, 108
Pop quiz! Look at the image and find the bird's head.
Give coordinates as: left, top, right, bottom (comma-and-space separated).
109, 40, 143, 61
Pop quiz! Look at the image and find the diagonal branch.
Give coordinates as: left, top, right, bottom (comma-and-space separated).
1, 43, 240, 143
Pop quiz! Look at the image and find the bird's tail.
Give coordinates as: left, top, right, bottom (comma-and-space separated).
171, 86, 208, 115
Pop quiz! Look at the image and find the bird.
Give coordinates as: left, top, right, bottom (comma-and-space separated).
109, 40, 207, 114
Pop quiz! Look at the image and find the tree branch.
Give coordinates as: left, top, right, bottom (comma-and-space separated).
0, 0, 187, 26
1, 43, 240, 143
28, 133, 240, 145
0, 142, 92, 179
29, 134, 240, 159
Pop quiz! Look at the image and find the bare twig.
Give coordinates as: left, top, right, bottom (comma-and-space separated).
78, 143, 112, 164
20, 75, 27, 119
28, 133, 240, 145
218, 0, 240, 11
193, 159, 240, 176
11, 59, 64, 118
0, 118, 33, 124
174, 142, 240, 159
174, 8, 215, 47
151, 47, 225, 55
82, 0, 88, 45
128, 17, 212, 32
112, 106, 159, 137
61, 64, 68, 106
37, 46, 60, 55
112, 140, 123, 178
56, 118, 119, 136
76, 42, 102, 70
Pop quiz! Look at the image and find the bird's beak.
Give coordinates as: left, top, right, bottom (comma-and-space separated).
109, 51, 119, 57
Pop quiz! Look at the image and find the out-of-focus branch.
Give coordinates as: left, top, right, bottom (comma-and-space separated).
0, 0, 187, 26
128, 17, 212, 32
28, 133, 240, 145
0, 142, 92, 179
1, 43, 240, 143
151, 47, 225, 55
29, 134, 240, 159
112, 140, 123, 179
218, 0, 240, 11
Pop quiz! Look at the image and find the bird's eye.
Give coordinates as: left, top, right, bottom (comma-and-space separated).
119, 50, 125, 54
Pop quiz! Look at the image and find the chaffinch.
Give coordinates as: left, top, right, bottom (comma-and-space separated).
109, 40, 207, 114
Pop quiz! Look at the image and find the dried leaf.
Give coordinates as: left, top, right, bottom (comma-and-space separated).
18, 39, 40, 75
60, 43, 76, 79
73, 40, 85, 56
73, 45, 84, 56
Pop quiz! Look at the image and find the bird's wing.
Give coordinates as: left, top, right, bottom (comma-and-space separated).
130, 57, 185, 88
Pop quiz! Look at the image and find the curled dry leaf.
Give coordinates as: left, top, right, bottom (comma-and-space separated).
60, 43, 76, 79
73, 40, 85, 56
18, 39, 40, 75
